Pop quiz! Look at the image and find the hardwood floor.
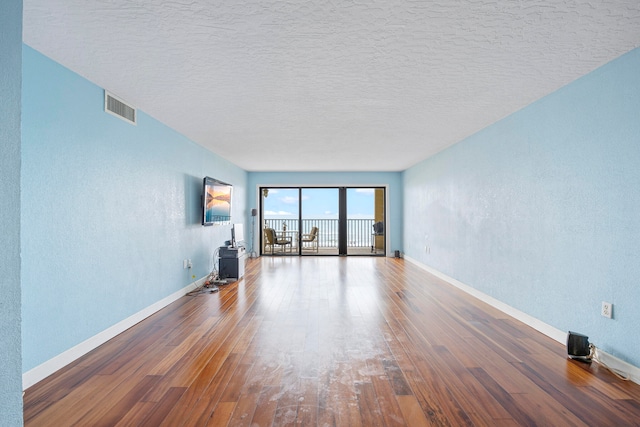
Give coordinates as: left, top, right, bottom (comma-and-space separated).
24, 257, 640, 426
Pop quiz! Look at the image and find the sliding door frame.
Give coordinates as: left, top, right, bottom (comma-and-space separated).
255, 184, 390, 257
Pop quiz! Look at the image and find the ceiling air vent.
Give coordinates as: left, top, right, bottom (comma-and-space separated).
104, 91, 136, 125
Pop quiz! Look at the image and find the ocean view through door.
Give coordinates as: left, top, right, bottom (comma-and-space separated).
301, 188, 339, 255
260, 187, 385, 256
261, 188, 299, 256
346, 188, 385, 255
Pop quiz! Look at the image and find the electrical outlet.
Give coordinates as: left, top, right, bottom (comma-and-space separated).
601, 301, 612, 319
183, 259, 188, 269
187, 259, 193, 269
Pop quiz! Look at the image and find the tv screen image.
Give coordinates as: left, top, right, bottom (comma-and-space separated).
202, 177, 232, 225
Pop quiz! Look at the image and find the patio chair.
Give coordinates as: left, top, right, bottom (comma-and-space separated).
301, 227, 319, 252
264, 228, 292, 254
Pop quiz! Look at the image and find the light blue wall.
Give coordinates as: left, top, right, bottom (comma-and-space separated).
247, 172, 403, 252
0, 1, 23, 424
403, 48, 640, 367
21, 46, 247, 372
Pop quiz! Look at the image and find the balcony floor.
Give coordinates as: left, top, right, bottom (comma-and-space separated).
262, 246, 385, 256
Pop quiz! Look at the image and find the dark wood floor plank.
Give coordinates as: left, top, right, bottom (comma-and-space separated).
515, 358, 640, 426
468, 366, 539, 425
371, 372, 407, 427
356, 381, 384, 427
113, 401, 157, 427
23, 257, 640, 426
220, 362, 253, 403
144, 284, 259, 403
165, 349, 242, 425
146, 314, 221, 376
249, 385, 280, 426
296, 377, 319, 426
74, 374, 163, 427
185, 349, 249, 425
25, 375, 107, 427
24, 320, 168, 417
272, 380, 302, 427
376, 292, 501, 424
396, 394, 431, 427
404, 368, 470, 427
206, 401, 236, 426
137, 386, 187, 427
227, 390, 260, 427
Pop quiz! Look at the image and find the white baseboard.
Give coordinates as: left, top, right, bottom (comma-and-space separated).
22, 277, 205, 390
403, 255, 640, 386
594, 347, 640, 385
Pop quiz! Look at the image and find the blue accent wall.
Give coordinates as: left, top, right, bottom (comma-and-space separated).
21, 46, 247, 372
247, 172, 403, 252
403, 48, 640, 367
0, 1, 23, 423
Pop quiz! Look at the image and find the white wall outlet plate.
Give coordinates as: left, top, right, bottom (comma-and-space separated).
601, 301, 613, 319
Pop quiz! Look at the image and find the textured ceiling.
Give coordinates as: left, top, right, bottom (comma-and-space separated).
23, 1, 640, 172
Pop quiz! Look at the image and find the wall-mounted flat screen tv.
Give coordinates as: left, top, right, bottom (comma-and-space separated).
202, 177, 232, 225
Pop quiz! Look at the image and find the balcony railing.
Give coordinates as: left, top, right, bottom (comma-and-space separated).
263, 218, 376, 248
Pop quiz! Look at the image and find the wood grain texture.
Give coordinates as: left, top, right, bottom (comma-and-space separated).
24, 257, 640, 426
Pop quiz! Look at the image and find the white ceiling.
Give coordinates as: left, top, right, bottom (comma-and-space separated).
23, 1, 640, 172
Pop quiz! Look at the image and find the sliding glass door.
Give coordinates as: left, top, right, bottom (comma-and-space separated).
346, 188, 385, 255
260, 186, 385, 256
301, 188, 339, 255
261, 188, 299, 256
